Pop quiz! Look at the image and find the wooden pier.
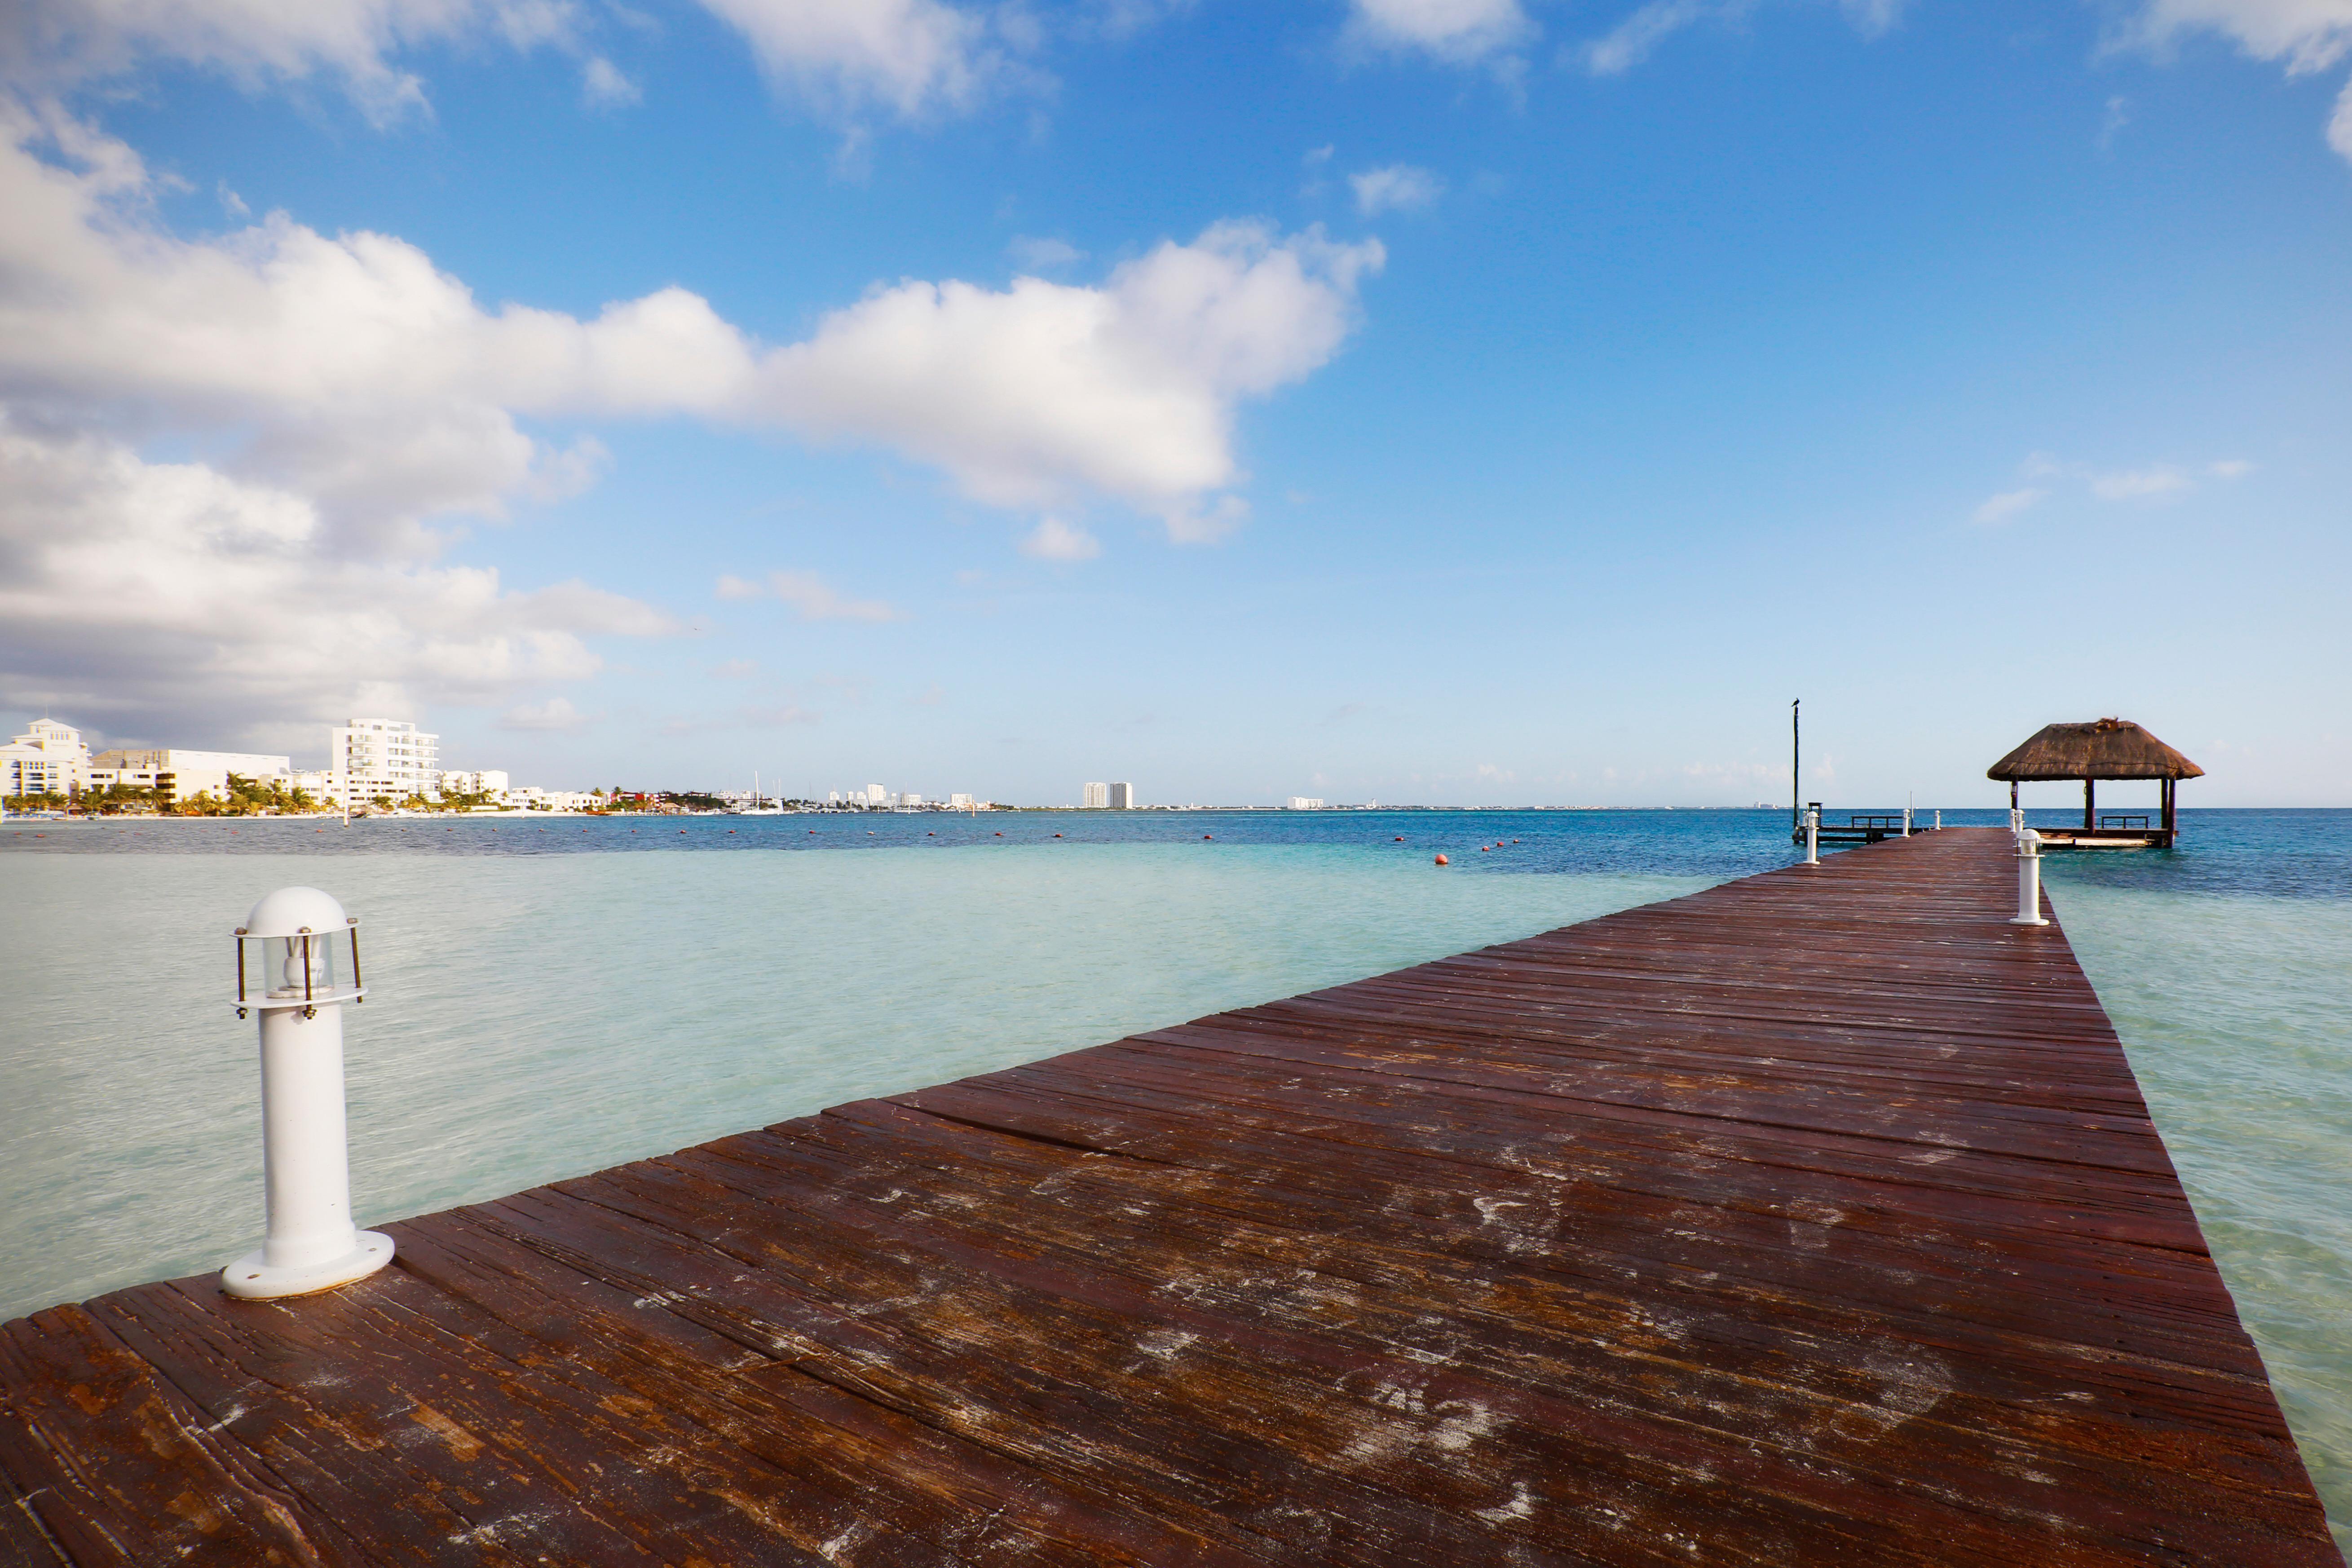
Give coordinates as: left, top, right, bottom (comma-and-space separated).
2, 829, 2339, 1564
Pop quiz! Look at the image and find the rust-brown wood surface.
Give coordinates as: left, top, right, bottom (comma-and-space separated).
2, 828, 2339, 1565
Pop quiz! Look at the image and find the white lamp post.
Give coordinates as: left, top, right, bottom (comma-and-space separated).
224, 887, 393, 1300
2010, 831, 2049, 928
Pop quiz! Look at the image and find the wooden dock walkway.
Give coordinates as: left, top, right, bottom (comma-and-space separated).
2, 828, 2339, 1564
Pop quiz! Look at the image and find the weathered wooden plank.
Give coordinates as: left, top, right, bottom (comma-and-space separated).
0, 827, 2339, 1564
0, 1306, 336, 1565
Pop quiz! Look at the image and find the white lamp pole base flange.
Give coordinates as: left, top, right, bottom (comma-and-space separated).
222, 1232, 396, 1300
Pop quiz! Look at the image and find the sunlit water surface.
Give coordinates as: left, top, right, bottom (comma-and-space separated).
3, 807, 2345, 1547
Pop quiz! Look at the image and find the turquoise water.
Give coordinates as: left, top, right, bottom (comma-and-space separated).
2, 808, 2345, 1547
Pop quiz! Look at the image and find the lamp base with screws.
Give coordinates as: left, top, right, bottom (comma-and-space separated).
221, 1231, 396, 1300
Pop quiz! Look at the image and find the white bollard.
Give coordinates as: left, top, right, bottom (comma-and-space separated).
2010, 831, 2048, 927
1934, 810, 1942, 831
223, 887, 393, 1300
1804, 807, 1820, 865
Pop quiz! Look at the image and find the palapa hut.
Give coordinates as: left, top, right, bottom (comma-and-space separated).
1987, 717, 2203, 848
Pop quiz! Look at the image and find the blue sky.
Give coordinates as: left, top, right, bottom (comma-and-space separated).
2, 0, 2347, 806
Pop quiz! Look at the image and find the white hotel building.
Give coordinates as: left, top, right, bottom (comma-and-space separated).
91, 747, 291, 807
2, 719, 91, 799
334, 719, 439, 803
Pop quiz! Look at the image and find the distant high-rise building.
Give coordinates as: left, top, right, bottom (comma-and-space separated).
949, 793, 975, 808
865, 784, 888, 806
1082, 781, 1109, 809
1108, 782, 1134, 809
1285, 796, 1325, 810
333, 719, 438, 803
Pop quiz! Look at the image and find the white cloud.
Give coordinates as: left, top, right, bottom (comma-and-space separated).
499, 696, 594, 731
1008, 234, 1085, 272
0, 420, 673, 740
760, 570, 905, 621
2124, 0, 2352, 73
0, 103, 756, 546
1350, 163, 1444, 214
2089, 463, 2193, 499
0, 0, 1023, 126
1976, 452, 2250, 520
1580, 0, 1910, 75
581, 55, 640, 106
7, 110, 1373, 551
0, 109, 1373, 734
2118, 0, 2352, 159
691, 0, 1002, 119
756, 220, 1381, 539
0, 0, 582, 123
2100, 93, 2133, 148
715, 574, 767, 600
1837, 0, 1905, 37
1582, 0, 1716, 75
1972, 487, 2046, 525
1346, 0, 1534, 63
1019, 516, 1102, 559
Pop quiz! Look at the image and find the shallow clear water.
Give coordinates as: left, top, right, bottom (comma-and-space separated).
2, 807, 2345, 1546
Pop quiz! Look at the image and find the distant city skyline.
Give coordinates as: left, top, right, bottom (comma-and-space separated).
1, 2, 2345, 806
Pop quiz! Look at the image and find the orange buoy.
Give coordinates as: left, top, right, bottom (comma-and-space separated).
1055, 832, 1063, 838
1204, 834, 1214, 840
1394, 836, 1404, 841
928, 831, 935, 836
1434, 853, 1448, 866
996, 831, 1004, 836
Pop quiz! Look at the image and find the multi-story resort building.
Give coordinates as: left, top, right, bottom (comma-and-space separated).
90, 747, 291, 808
332, 719, 440, 803
7, 712, 592, 813
440, 769, 511, 798
1082, 782, 1109, 808
1107, 782, 1134, 809
1, 720, 91, 799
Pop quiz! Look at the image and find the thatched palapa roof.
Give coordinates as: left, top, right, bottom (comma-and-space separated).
1987, 719, 2204, 782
